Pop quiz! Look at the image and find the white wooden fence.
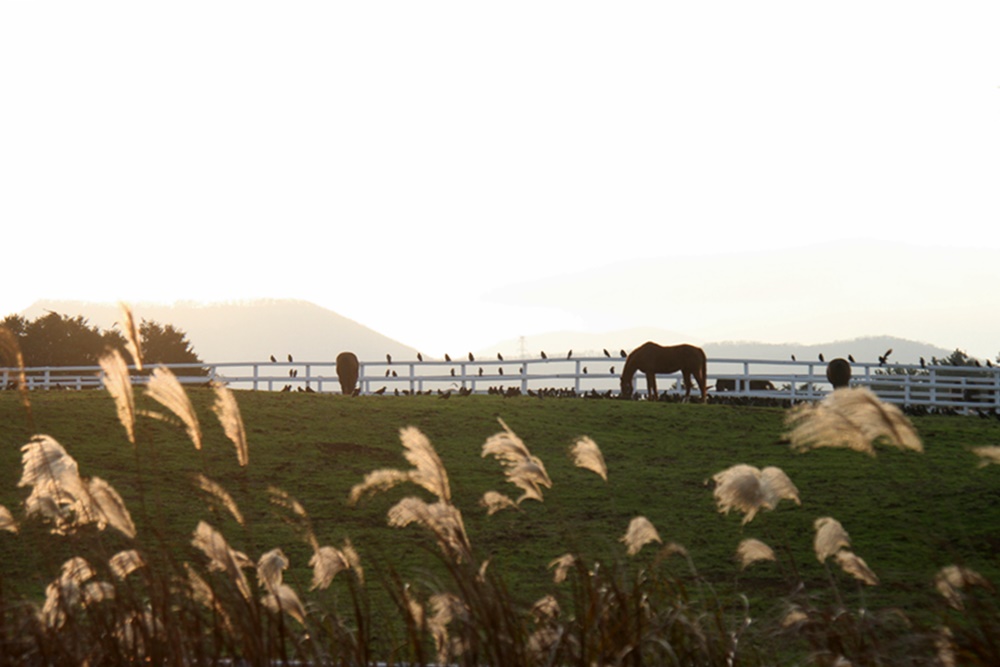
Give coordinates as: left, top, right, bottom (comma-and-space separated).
3, 357, 999, 411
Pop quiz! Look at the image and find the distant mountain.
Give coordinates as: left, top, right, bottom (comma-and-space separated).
702, 336, 954, 367
21, 299, 418, 364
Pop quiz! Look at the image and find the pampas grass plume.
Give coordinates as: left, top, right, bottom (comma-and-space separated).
212, 383, 248, 467
196, 474, 245, 526
87, 476, 137, 538
0, 505, 17, 533
146, 366, 202, 450
621, 516, 662, 556
834, 550, 879, 585
118, 302, 143, 370
736, 538, 776, 570
548, 554, 576, 584
99, 349, 136, 444
570, 436, 607, 481
971, 445, 1000, 467
480, 490, 519, 515
814, 517, 851, 562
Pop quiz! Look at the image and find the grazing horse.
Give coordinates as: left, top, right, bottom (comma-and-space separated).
336, 351, 360, 395
620, 342, 708, 402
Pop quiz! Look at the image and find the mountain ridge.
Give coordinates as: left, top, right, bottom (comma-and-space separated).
17, 299, 959, 366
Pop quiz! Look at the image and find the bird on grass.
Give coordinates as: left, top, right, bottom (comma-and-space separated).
373, 386, 386, 395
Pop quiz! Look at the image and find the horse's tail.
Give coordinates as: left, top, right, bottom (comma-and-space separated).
698, 347, 708, 400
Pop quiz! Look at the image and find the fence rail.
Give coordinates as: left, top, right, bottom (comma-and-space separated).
3, 357, 999, 411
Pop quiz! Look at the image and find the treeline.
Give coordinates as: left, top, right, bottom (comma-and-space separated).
1, 311, 205, 375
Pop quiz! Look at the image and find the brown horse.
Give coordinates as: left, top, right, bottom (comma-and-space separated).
336, 351, 360, 395
825, 357, 852, 389
620, 342, 708, 402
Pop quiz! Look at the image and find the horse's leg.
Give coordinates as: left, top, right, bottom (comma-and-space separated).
646, 372, 658, 401
682, 371, 692, 402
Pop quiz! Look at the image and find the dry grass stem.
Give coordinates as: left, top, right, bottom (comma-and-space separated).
621, 516, 662, 556
99, 349, 136, 444
212, 383, 248, 466
712, 464, 799, 524
146, 366, 202, 450
118, 302, 143, 370
480, 490, 519, 515
833, 550, 879, 585
548, 554, 576, 584
0, 326, 32, 419
196, 474, 245, 526
736, 538, 777, 569
570, 435, 608, 481
814, 517, 852, 562
784, 387, 923, 456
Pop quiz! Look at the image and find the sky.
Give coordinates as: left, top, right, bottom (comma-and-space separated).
2, 2, 999, 360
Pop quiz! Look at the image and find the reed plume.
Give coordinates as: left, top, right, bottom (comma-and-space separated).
261, 583, 307, 624
479, 490, 519, 515
40, 557, 97, 629
118, 301, 143, 370
349, 427, 451, 504
935, 565, 993, 610
108, 549, 145, 579
813, 516, 851, 562
833, 550, 879, 585
712, 464, 799, 524
310, 545, 351, 590
482, 417, 552, 503
548, 553, 576, 583
387, 497, 471, 562
268, 485, 317, 549
736, 538, 776, 570
257, 547, 289, 593
145, 366, 202, 450
196, 473, 245, 526
0, 505, 17, 533
212, 383, 248, 466
87, 476, 137, 538
971, 445, 1000, 467
191, 520, 252, 600
784, 387, 923, 456
570, 435, 607, 481
99, 348, 136, 444
621, 515, 662, 556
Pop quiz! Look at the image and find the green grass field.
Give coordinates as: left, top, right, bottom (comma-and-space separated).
2, 388, 999, 662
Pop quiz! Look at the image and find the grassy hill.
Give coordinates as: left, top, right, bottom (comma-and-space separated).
2, 389, 998, 663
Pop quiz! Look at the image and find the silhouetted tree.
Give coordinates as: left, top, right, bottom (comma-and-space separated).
140, 320, 206, 376
18, 312, 119, 367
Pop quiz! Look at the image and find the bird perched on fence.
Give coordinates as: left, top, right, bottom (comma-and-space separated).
287, 354, 293, 362
849, 354, 856, 363
445, 353, 452, 362
878, 349, 893, 366
819, 353, 825, 362
603, 349, 611, 357
417, 352, 423, 362
620, 349, 627, 358
497, 352, 504, 361
498, 368, 504, 375
469, 352, 475, 362
270, 355, 276, 363
540, 351, 547, 359
567, 350, 573, 359
386, 353, 392, 364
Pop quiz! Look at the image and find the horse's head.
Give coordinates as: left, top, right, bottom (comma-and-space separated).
619, 375, 633, 399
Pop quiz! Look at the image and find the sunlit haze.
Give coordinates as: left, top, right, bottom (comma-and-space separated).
3, 2, 998, 360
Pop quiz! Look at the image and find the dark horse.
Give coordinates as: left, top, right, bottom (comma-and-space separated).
620, 342, 708, 402
336, 351, 360, 395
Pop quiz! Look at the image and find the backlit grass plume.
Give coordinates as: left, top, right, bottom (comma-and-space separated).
736, 538, 776, 570
935, 565, 993, 610
621, 515, 662, 556
482, 417, 552, 503
971, 445, 1000, 467
479, 490, 519, 515
19, 435, 134, 537
99, 348, 136, 444
813, 516, 852, 562
195, 473, 244, 526
191, 520, 252, 600
118, 301, 143, 370
212, 383, 248, 467
145, 366, 202, 450
784, 386, 923, 456
570, 435, 607, 481
0, 505, 17, 533
712, 464, 800, 524
833, 550, 879, 586
349, 427, 451, 504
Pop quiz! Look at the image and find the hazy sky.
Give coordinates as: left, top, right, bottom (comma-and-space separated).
3, 2, 999, 359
